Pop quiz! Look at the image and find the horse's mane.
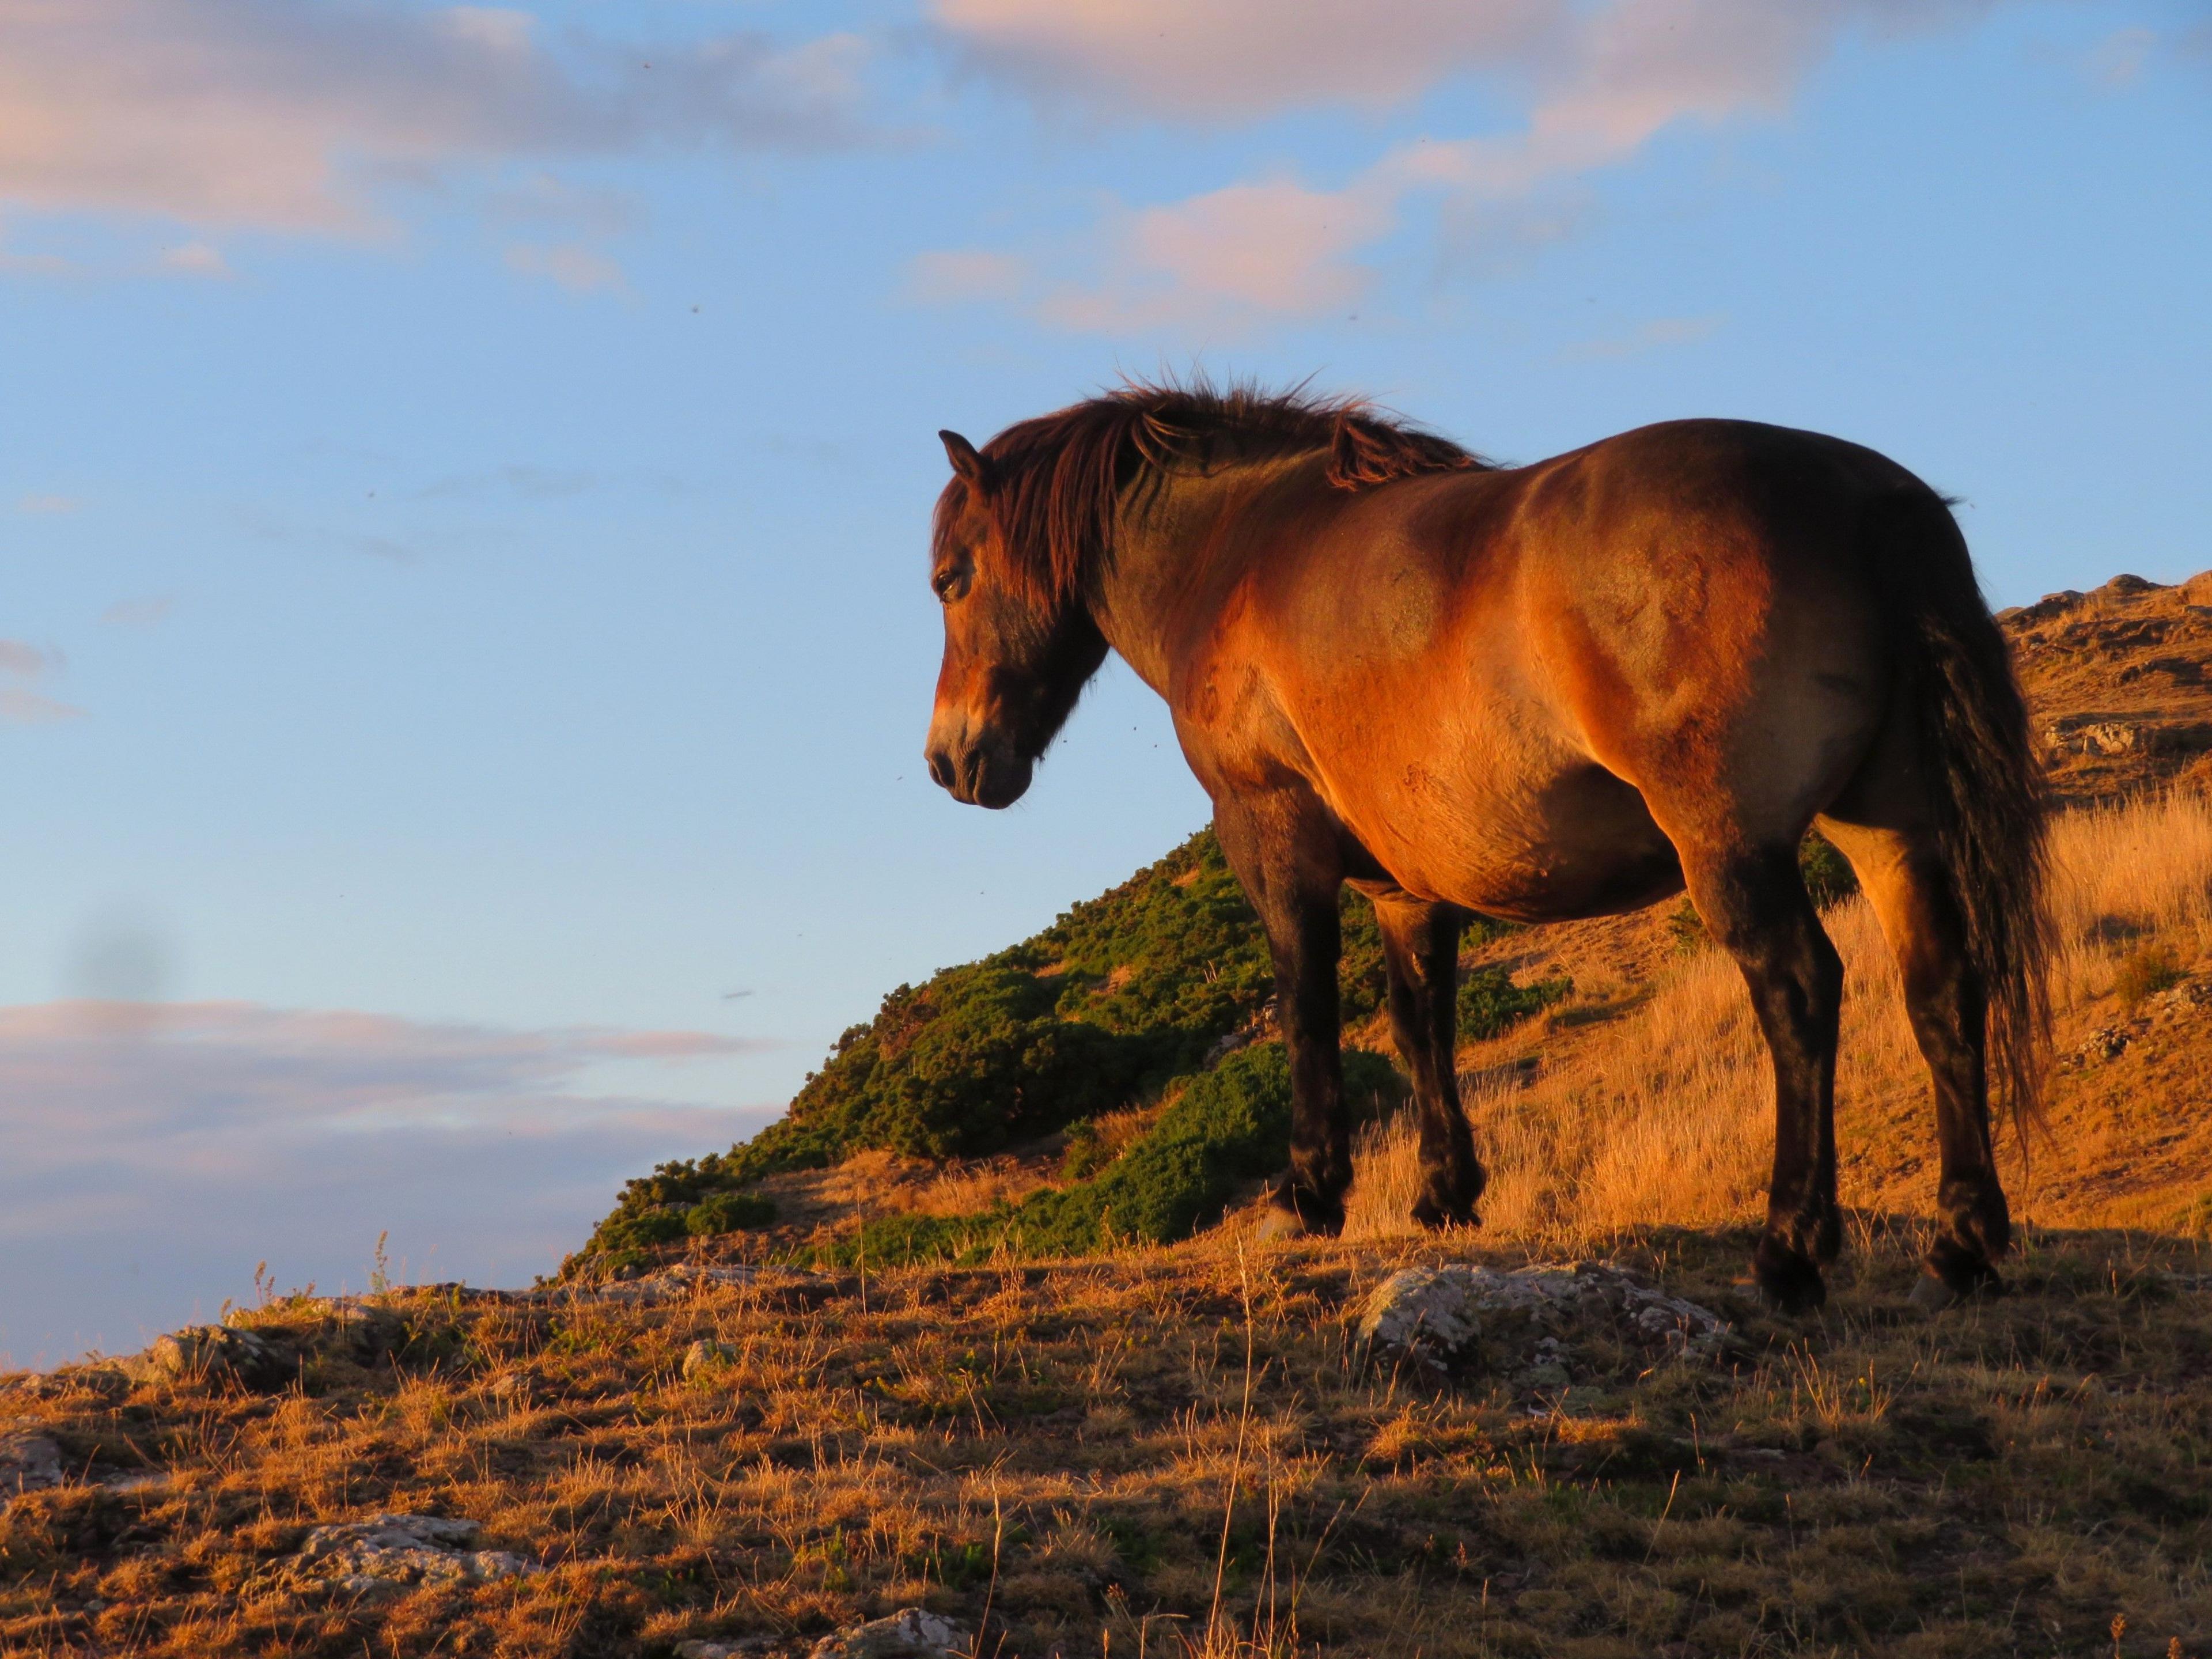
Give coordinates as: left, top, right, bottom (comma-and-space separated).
945, 378, 1486, 605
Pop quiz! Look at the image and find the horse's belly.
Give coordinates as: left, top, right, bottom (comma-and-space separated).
1342, 752, 1684, 922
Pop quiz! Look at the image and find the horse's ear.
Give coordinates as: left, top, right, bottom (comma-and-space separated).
940, 430, 989, 486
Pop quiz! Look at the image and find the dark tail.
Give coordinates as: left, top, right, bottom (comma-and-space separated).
1870, 490, 2053, 1146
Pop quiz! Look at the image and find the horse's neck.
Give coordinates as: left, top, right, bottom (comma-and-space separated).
1090, 454, 1306, 696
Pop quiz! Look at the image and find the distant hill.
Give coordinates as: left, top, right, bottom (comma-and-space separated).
575, 569, 2212, 1274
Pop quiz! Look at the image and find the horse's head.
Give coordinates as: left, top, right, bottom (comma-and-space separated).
924, 429, 1107, 809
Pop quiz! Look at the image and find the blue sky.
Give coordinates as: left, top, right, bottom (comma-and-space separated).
1, 0, 2206, 1364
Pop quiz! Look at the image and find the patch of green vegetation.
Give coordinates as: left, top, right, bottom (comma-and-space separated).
685, 1191, 778, 1236
2115, 941, 2183, 1011
818, 1043, 1405, 1268
573, 828, 1526, 1272
1459, 963, 1572, 1040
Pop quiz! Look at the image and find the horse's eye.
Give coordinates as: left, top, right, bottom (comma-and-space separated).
933, 568, 965, 603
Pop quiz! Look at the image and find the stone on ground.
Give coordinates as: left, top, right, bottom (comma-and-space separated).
0, 1425, 65, 1501
1357, 1261, 1729, 1385
279, 1513, 538, 1599
807, 1607, 971, 1658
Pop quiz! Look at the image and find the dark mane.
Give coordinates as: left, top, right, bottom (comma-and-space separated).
946, 379, 1486, 605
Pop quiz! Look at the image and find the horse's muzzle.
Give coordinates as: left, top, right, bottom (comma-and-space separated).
926, 738, 1032, 809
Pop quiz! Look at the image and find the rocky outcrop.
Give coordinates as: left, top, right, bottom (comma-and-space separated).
1357, 1262, 1729, 1388
0, 1425, 65, 1502
141, 1324, 298, 1389
808, 1608, 972, 1659
277, 1514, 538, 1599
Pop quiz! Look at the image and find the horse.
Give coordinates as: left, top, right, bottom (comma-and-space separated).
921, 381, 2048, 1311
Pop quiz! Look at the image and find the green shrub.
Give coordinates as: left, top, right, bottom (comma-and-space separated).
2115, 942, 2183, 1011
574, 826, 1522, 1274
1059, 1119, 1109, 1181
1798, 832, 1860, 910
685, 1191, 778, 1236
1459, 964, 1571, 1040
823, 1044, 1405, 1268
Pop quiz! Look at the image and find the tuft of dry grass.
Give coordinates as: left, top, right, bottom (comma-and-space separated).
6, 1227, 2210, 1658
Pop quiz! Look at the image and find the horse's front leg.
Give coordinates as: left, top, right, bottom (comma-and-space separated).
1214, 791, 1349, 1237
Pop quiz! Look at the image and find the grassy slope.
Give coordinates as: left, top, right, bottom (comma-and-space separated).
577, 835, 1556, 1271
8, 571, 2212, 1658
5, 1227, 2208, 1658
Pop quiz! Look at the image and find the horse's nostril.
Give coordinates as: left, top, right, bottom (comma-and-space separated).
926, 748, 953, 788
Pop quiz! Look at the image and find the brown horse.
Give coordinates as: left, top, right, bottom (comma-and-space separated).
922, 382, 2048, 1310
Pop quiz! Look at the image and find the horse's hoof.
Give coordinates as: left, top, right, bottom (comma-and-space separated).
1259, 1181, 1344, 1240
1411, 1194, 1480, 1232
1753, 1236, 1827, 1314
1916, 1239, 2004, 1309
1907, 1274, 1963, 1312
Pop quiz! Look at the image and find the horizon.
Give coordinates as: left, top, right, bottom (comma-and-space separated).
3, 0, 2208, 1366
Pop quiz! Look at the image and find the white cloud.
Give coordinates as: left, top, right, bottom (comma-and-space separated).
1561, 312, 1726, 361
100, 595, 176, 628
0, 687, 85, 724
505, 240, 630, 295
0, 0, 873, 234
2085, 26, 2157, 88
927, 0, 2016, 333
0, 638, 58, 677
904, 248, 1030, 305
0, 999, 783, 1365
157, 240, 232, 277
0, 637, 83, 722
1039, 177, 1396, 333
930, 0, 1564, 119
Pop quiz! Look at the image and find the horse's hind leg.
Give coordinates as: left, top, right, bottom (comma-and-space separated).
1817, 820, 2010, 1300
1371, 893, 1483, 1228
1680, 842, 1846, 1312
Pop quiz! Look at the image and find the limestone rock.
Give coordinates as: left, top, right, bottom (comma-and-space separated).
1357, 1266, 1485, 1374
807, 1607, 971, 1659
316, 1301, 408, 1362
1, 1424, 65, 1500
1, 1365, 130, 1404
1357, 1261, 1729, 1385
142, 1324, 298, 1390
282, 1513, 538, 1599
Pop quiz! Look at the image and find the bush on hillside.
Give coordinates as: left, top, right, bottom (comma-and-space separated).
1459, 963, 1573, 1040
572, 828, 1524, 1272
820, 1043, 1406, 1268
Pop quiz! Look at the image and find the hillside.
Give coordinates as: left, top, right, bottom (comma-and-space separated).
575, 567, 2212, 1274
6, 568, 2211, 1659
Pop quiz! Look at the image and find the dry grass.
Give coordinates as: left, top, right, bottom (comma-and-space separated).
6, 1228, 2210, 1658
7, 792, 2209, 1657
1348, 787, 2212, 1249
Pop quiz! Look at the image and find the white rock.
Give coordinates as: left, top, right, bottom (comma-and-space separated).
808, 1606, 972, 1658
593, 1263, 778, 1305
1357, 1261, 1728, 1381
142, 1325, 296, 1389
1, 1425, 66, 1499
285, 1513, 539, 1599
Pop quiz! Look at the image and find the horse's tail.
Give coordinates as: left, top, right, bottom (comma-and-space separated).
1868, 487, 2052, 1145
